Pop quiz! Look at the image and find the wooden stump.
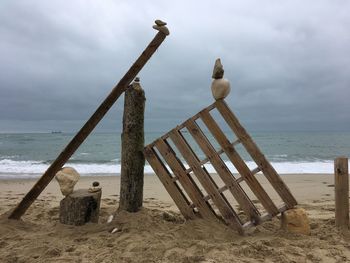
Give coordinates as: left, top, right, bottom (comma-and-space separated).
119, 80, 145, 212
335, 157, 349, 229
60, 189, 102, 226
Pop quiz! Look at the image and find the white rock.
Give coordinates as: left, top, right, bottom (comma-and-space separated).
55, 167, 80, 196
211, 78, 231, 100
110, 227, 121, 234
107, 215, 114, 224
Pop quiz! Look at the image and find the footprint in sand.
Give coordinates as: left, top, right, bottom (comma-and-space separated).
74, 237, 88, 243
65, 246, 76, 252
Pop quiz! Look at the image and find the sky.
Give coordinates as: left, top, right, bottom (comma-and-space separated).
0, 0, 349, 133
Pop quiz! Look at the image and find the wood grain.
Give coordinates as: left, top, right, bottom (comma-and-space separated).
335, 157, 349, 229
169, 130, 243, 232
215, 100, 297, 208
155, 139, 217, 220
199, 109, 279, 216
144, 147, 196, 219
185, 119, 261, 223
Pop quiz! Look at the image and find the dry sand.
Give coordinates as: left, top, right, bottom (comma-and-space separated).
1, 173, 350, 263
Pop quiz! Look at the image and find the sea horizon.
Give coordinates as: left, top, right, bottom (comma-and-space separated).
0, 131, 349, 178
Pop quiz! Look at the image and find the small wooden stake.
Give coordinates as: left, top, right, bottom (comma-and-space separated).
9, 26, 168, 220
119, 81, 145, 212
335, 156, 349, 229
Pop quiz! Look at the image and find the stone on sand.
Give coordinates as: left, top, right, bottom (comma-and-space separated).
281, 208, 311, 235
55, 167, 80, 196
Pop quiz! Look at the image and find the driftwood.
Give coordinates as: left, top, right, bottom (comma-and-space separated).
335, 157, 349, 229
119, 81, 145, 212
60, 189, 102, 226
9, 25, 169, 220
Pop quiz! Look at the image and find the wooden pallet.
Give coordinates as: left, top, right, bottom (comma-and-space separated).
144, 99, 297, 234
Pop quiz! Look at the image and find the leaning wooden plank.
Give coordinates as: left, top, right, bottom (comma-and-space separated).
144, 147, 196, 219
9, 29, 169, 220
185, 120, 261, 223
155, 139, 217, 220
169, 130, 243, 232
215, 100, 297, 208
199, 109, 279, 216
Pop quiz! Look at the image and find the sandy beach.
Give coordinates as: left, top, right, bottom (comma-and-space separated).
0, 173, 349, 263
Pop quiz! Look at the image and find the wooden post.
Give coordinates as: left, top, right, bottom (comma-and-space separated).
335, 156, 349, 229
119, 80, 145, 212
9, 25, 169, 220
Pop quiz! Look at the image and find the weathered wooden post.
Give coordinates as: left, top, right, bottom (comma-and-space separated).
119, 78, 145, 212
335, 156, 349, 229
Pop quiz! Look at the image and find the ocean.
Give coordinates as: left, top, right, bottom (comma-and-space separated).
0, 131, 349, 178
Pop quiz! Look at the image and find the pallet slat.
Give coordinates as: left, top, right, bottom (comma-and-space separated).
184, 138, 240, 174
215, 100, 297, 208
169, 130, 243, 232
199, 109, 279, 216
144, 147, 196, 219
154, 139, 217, 220
185, 120, 261, 223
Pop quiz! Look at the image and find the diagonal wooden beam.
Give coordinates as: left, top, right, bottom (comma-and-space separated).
9, 28, 169, 220
215, 100, 297, 208
185, 120, 261, 223
169, 130, 243, 233
155, 139, 217, 220
199, 109, 279, 216
144, 146, 196, 219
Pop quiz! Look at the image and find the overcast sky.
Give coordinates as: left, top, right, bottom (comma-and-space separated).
0, 0, 349, 133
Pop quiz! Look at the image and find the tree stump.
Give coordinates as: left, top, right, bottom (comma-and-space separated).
119, 80, 145, 212
59, 189, 102, 226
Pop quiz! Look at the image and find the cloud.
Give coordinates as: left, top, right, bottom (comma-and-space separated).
0, 0, 349, 132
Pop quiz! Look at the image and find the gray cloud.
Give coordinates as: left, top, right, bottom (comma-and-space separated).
0, 0, 349, 133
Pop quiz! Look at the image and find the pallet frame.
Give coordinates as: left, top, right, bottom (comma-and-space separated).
144, 99, 297, 233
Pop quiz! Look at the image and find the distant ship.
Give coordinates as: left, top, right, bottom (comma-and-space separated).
51, 131, 63, 134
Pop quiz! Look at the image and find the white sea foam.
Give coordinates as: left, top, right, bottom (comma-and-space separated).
0, 158, 340, 179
